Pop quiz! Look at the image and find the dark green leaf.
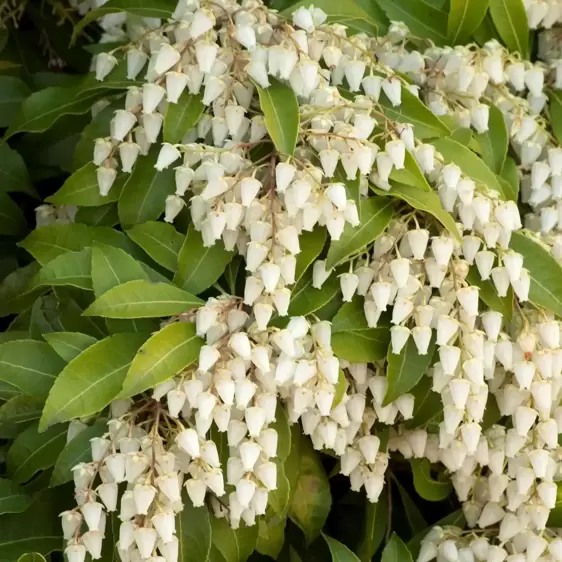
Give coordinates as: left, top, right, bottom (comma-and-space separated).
0, 143, 35, 196
0, 192, 26, 237
18, 554, 48, 562
40, 333, 147, 430
500, 157, 519, 200
393, 477, 427, 535
211, 516, 258, 562
0, 76, 31, 127
0, 263, 44, 317
0, 395, 43, 438
178, 494, 212, 562
289, 270, 340, 317
448, 0, 489, 44
294, 228, 327, 283
489, 0, 529, 57
475, 104, 508, 174
381, 534, 413, 562
356, 487, 388, 562
406, 377, 442, 429
76, 203, 120, 227
31, 248, 92, 291
120, 322, 203, 399
127, 221, 184, 272
43, 332, 98, 363
466, 267, 513, 322
256, 78, 299, 156
164, 91, 205, 144
174, 225, 234, 295
0, 478, 32, 516
410, 459, 452, 501
323, 534, 361, 562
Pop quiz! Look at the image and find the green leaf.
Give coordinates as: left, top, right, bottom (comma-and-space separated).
384, 335, 436, 405
448, 0, 489, 44
294, 228, 327, 283
0, 143, 35, 197
323, 534, 361, 562
164, 91, 205, 144
288, 433, 331, 544
326, 198, 394, 269
76, 202, 120, 227
0, 478, 32, 515
256, 77, 299, 156
393, 477, 427, 535
46, 162, 125, 206
466, 267, 513, 322
500, 156, 519, 200
0, 77, 31, 127
376, 0, 447, 44
120, 322, 203, 399
0, 340, 65, 401
378, 88, 450, 139
430, 137, 508, 199
127, 221, 184, 272
407, 510, 465, 558
19, 223, 92, 265
475, 104, 508, 174
174, 225, 234, 295
272, 404, 292, 461
334, 164, 361, 220
18, 554, 47, 562
211, 516, 258, 562
406, 377, 443, 429
331, 300, 390, 362
550, 90, 562, 145
389, 151, 431, 192
356, 487, 388, 562
0, 395, 43, 438
39, 333, 147, 430
84, 279, 202, 318
31, 248, 92, 291
289, 270, 340, 317
73, 0, 177, 41
7, 422, 68, 484
118, 145, 175, 229
381, 534, 413, 562
50, 421, 106, 487
0, 263, 44, 317
410, 459, 452, 501
178, 494, 212, 562
511, 231, 562, 317
43, 331, 97, 363
489, 0, 529, 57
0, 380, 20, 401
333, 369, 348, 409
0, 192, 26, 237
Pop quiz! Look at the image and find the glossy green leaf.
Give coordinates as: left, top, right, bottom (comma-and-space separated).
46, 162, 125, 206
256, 78, 299, 155
0, 263, 44, 317
289, 270, 340, 317
411, 459, 452, 501
178, 494, 212, 562
40, 333, 147, 430
211, 515, 258, 562
120, 322, 203, 399
84, 279, 202, 318
475, 104, 508, 174
550, 90, 562, 145
31, 248, 92, 291
76, 203, 120, 227
448, 0, 489, 44
0, 478, 32, 515
511, 231, 562, 317
389, 151, 431, 192
294, 227, 327, 283
489, 0, 529, 57
331, 300, 390, 362
500, 156, 519, 200
288, 433, 331, 544
50, 421, 106, 487
326, 198, 394, 269
118, 145, 175, 229
0, 340, 65, 400
406, 377, 443, 430
7, 422, 68, 483
0, 143, 35, 196
323, 534, 361, 562
43, 332, 98, 363
431, 137, 508, 199
381, 534, 413, 562
356, 487, 388, 562
0, 192, 26, 237
174, 225, 234, 295
393, 477, 427, 535
466, 267, 513, 322
0, 77, 31, 127
127, 221, 184, 272
384, 335, 436, 405
0, 395, 44, 439
379, 88, 450, 139
164, 92, 205, 144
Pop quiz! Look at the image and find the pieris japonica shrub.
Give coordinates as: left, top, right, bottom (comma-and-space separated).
2, 0, 562, 561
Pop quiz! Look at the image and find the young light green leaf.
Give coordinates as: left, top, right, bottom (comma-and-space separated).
411, 459, 452, 501
289, 270, 340, 317
127, 221, 184, 272
384, 335, 436, 405
256, 77, 299, 155
0, 143, 35, 197
120, 322, 203, 399
40, 333, 147, 430
294, 227, 327, 283
118, 145, 175, 229
174, 225, 234, 295
31, 248, 92, 291
511, 231, 562, 317
50, 421, 106, 487
356, 488, 388, 562
43, 332, 98, 363
323, 534, 361, 562
381, 534, 413, 562
178, 494, 212, 562
0, 478, 32, 515
0, 192, 26, 237
389, 151, 431, 192
0, 340, 65, 400
164, 91, 205, 144
7, 422, 68, 484
84, 279, 202, 318
46, 162, 125, 207
448, 0, 489, 44
288, 433, 331, 544
550, 90, 562, 145
430, 137, 508, 199
475, 104, 508, 174
489, 0, 529, 57
326, 198, 394, 269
